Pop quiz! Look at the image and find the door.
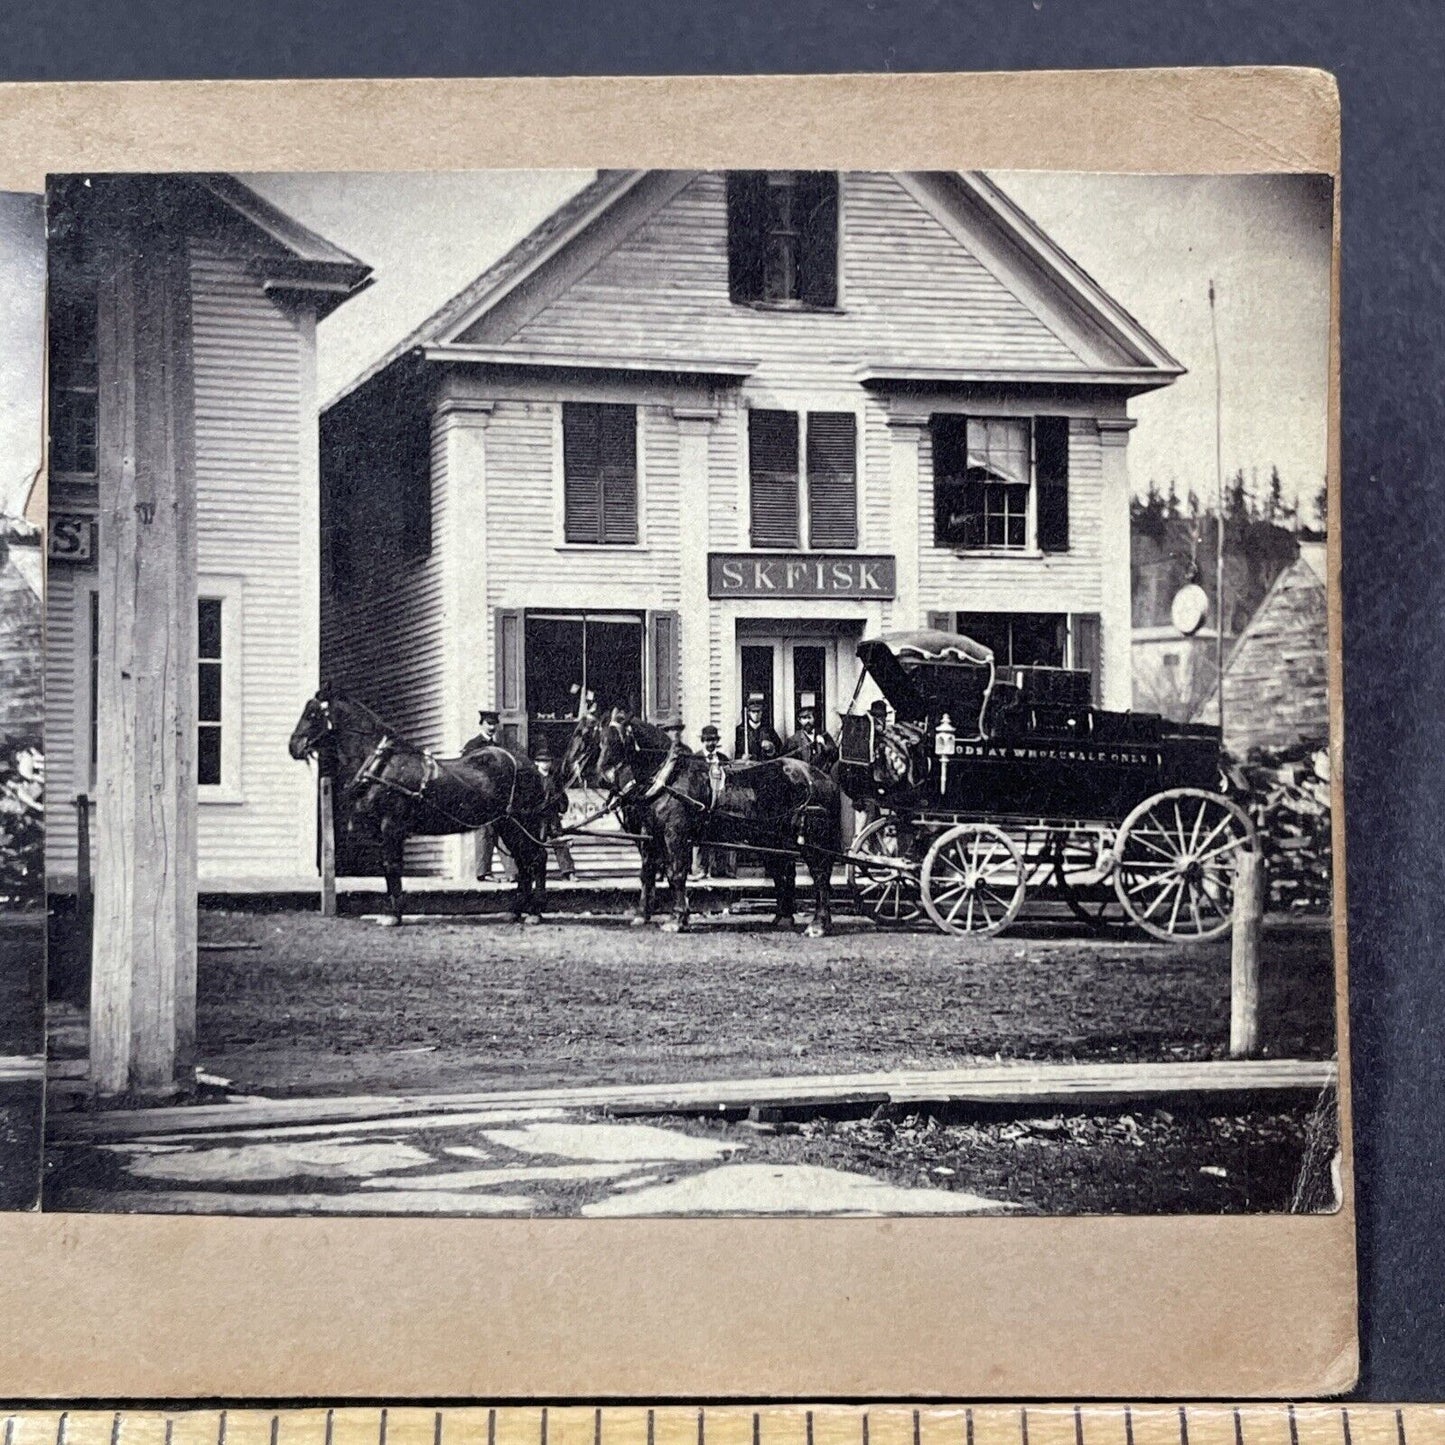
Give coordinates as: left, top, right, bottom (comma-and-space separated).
736, 635, 840, 742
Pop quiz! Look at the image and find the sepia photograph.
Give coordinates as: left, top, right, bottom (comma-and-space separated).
35, 163, 1338, 1219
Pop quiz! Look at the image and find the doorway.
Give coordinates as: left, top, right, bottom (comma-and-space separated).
736, 633, 841, 744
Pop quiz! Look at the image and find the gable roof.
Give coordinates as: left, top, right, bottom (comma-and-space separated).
196, 175, 373, 319
329, 169, 1183, 409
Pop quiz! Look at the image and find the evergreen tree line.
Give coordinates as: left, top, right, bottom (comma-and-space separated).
1132, 466, 1327, 538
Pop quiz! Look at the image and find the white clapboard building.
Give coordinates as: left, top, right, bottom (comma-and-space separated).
320, 169, 1182, 877
44, 175, 371, 887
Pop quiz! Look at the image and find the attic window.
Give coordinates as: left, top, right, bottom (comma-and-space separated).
727, 172, 839, 309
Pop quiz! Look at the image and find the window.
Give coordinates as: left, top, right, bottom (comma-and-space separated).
726, 172, 839, 309
562, 402, 638, 545
195, 580, 243, 796
749, 408, 858, 549
932, 414, 1071, 552
198, 598, 224, 786
523, 611, 644, 759
80, 586, 242, 794
49, 290, 99, 477
952, 611, 1102, 703
957, 612, 1068, 669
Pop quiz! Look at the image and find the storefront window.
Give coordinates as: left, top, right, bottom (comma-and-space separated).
955, 612, 1067, 668
524, 611, 644, 758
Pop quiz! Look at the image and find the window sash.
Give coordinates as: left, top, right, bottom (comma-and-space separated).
934, 415, 1036, 551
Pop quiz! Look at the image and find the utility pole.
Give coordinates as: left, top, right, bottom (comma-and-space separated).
1209, 278, 1226, 737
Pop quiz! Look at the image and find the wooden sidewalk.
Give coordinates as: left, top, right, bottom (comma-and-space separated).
52, 1056, 1338, 1141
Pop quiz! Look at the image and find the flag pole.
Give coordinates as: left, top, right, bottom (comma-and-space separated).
1209, 278, 1226, 737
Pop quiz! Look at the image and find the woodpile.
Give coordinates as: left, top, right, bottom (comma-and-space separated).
1237, 740, 1332, 914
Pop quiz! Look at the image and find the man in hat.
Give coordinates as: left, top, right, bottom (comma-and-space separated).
693, 723, 736, 879
465, 708, 516, 882
734, 693, 782, 762
532, 735, 575, 881
783, 697, 838, 770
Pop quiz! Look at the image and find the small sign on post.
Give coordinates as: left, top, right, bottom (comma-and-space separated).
318, 775, 337, 918
1230, 848, 1264, 1058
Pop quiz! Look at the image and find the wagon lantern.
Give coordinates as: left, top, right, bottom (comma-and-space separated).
934, 712, 957, 794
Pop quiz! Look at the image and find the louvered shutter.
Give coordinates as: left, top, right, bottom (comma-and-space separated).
647, 610, 681, 721
806, 411, 857, 548
797, 172, 840, 309
598, 404, 638, 544
749, 409, 800, 547
930, 413, 970, 546
562, 402, 602, 542
563, 402, 637, 544
495, 607, 527, 749
726, 171, 768, 303
1036, 415, 1070, 553
1072, 613, 1102, 704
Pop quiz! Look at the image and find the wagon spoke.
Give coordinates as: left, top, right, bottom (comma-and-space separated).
1129, 829, 1181, 862
1188, 799, 1207, 855
1140, 877, 1179, 921
1173, 800, 1186, 850
1161, 878, 1184, 936
1125, 869, 1178, 897
1193, 833, 1248, 867
1191, 813, 1239, 858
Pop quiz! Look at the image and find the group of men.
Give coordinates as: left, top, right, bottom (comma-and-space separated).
469, 693, 840, 883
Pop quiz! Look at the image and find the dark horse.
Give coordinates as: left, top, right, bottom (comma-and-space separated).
561, 708, 840, 935
288, 686, 550, 925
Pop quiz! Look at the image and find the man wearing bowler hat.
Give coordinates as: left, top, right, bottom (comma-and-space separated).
694, 723, 736, 879
783, 694, 838, 770
531, 734, 575, 881
734, 692, 782, 762
465, 708, 516, 882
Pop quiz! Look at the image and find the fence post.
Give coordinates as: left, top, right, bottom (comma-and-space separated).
318, 775, 337, 918
1229, 849, 1264, 1058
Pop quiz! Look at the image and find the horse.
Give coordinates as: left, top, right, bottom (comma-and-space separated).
562, 708, 841, 936
287, 685, 551, 926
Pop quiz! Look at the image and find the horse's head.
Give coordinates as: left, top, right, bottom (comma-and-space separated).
558, 715, 604, 792
596, 706, 642, 795
289, 684, 335, 761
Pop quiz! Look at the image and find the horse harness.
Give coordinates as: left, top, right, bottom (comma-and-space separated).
631, 736, 827, 847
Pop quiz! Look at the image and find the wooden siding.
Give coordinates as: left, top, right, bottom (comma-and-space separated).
320, 399, 452, 876
189, 241, 314, 879
483, 400, 682, 611
43, 567, 84, 877
494, 172, 1085, 384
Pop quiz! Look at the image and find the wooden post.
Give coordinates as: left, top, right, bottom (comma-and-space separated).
1229, 849, 1264, 1058
319, 774, 337, 917
89, 181, 198, 1098
74, 795, 91, 909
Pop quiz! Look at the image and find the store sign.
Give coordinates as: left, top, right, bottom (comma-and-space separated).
48, 513, 97, 564
708, 552, 896, 600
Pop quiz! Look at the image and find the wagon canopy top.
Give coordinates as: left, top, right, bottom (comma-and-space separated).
856, 630, 995, 721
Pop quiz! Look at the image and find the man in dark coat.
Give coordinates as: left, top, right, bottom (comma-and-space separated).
532, 736, 575, 880
782, 701, 838, 770
734, 692, 782, 762
466, 709, 516, 881
693, 723, 736, 879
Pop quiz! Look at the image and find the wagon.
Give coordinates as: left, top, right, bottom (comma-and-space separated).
837, 630, 1257, 940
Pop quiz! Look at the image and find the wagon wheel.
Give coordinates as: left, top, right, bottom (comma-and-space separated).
1052, 830, 1129, 931
1112, 787, 1258, 942
847, 815, 923, 926
920, 823, 1026, 939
